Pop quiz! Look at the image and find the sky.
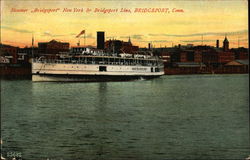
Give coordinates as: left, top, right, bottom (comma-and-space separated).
0, 0, 248, 48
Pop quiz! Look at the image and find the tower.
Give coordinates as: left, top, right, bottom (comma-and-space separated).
216, 40, 219, 48
223, 36, 229, 51
97, 31, 105, 49
128, 36, 131, 44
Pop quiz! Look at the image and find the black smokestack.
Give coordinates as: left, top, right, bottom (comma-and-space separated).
97, 31, 105, 49
148, 43, 151, 49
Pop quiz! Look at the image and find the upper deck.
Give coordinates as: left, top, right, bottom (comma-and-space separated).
33, 54, 164, 67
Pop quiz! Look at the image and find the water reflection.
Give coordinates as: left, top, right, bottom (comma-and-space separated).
97, 82, 108, 108
93, 82, 108, 159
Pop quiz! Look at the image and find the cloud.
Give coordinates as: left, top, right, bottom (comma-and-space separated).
2, 26, 87, 38
239, 38, 248, 41
1, 25, 33, 33
139, 40, 172, 43
106, 36, 114, 39
85, 33, 94, 39
1, 40, 27, 46
43, 31, 90, 38
148, 34, 163, 36
108, 35, 144, 40
152, 40, 172, 43
182, 38, 249, 43
43, 31, 53, 37
42, 31, 65, 37
181, 40, 214, 43
148, 30, 248, 37
131, 34, 144, 40
119, 36, 129, 39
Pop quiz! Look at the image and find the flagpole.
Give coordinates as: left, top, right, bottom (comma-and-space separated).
32, 33, 34, 58
84, 30, 86, 47
77, 38, 80, 46
202, 35, 203, 46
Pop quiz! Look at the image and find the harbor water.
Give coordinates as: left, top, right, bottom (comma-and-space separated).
1, 74, 249, 160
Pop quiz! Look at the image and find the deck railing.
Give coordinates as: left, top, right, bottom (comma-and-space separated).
33, 57, 164, 67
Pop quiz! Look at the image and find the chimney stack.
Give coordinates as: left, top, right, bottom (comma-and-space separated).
148, 43, 151, 50
97, 31, 105, 49
216, 40, 219, 48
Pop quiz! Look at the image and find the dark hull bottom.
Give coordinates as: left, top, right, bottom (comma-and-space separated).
32, 74, 162, 82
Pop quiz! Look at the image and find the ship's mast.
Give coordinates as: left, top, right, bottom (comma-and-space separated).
32, 33, 34, 58
112, 37, 115, 54
77, 38, 80, 46
238, 36, 240, 48
202, 34, 203, 46
84, 30, 86, 46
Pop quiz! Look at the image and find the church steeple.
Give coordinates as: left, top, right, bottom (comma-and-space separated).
223, 36, 229, 51
128, 36, 131, 44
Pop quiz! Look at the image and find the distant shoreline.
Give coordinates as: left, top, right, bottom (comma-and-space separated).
0, 64, 248, 80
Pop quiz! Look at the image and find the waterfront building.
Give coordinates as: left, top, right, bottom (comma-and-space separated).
231, 47, 249, 60
224, 59, 249, 73
38, 40, 70, 55
105, 38, 139, 54
0, 44, 19, 64
18, 47, 38, 57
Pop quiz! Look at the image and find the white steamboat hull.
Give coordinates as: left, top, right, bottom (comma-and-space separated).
32, 62, 164, 82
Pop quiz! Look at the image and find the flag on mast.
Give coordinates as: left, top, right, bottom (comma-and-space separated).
76, 30, 85, 38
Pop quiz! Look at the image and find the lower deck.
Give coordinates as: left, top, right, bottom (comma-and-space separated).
32, 62, 164, 81
32, 62, 164, 76
32, 74, 162, 82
